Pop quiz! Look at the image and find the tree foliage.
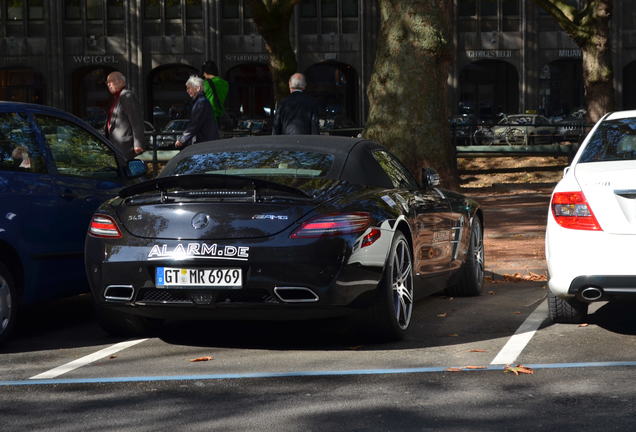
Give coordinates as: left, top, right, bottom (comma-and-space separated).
533, 0, 614, 122
363, 0, 457, 188
246, 0, 300, 103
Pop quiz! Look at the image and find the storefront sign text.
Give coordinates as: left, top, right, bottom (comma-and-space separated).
466, 50, 513, 59
224, 54, 269, 62
72, 55, 120, 64
558, 49, 582, 58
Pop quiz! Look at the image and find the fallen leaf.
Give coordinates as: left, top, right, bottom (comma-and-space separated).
109, 355, 118, 359
513, 311, 522, 315
468, 349, 488, 353
447, 333, 459, 337
446, 368, 463, 372
578, 323, 589, 327
463, 365, 487, 369
504, 364, 534, 376
190, 356, 214, 362
502, 272, 548, 282
437, 313, 448, 318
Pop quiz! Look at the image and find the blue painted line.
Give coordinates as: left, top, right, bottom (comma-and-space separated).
2, 361, 636, 387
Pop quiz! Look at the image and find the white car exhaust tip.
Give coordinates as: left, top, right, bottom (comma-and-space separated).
580, 286, 603, 302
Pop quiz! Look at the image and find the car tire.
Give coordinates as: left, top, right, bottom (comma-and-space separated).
548, 293, 587, 324
364, 232, 414, 341
446, 216, 484, 297
0, 262, 17, 344
94, 302, 163, 337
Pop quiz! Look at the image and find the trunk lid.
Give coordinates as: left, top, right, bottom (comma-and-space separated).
575, 160, 636, 234
115, 174, 347, 239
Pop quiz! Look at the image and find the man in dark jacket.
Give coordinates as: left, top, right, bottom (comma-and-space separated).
175, 75, 219, 148
272, 73, 320, 135
104, 71, 145, 159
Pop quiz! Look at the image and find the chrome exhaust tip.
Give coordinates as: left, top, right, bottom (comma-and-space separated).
274, 287, 319, 303
104, 285, 135, 301
580, 286, 603, 302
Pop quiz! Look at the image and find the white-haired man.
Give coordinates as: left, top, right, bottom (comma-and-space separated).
105, 71, 144, 159
272, 72, 320, 135
175, 75, 219, 148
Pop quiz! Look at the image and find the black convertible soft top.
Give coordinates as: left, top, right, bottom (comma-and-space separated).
177, 134, 365, 156
160, 134, 398, 189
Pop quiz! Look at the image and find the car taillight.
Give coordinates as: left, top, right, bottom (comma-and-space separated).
361, 228, 382, 248
290, 212, 372, 238
551, 191, 602, 231
89, 215, 122, 238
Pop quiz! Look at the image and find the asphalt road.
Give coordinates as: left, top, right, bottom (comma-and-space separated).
2, 278, 636, 431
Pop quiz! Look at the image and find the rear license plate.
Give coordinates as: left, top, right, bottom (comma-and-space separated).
156, 267, 242, 288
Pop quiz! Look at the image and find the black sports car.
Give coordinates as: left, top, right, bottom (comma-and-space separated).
85, 135, 483, 340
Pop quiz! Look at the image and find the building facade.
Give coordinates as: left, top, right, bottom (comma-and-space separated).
1, 0, 635, 128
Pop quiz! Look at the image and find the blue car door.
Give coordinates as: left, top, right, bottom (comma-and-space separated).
31, 113, 126, 299
0, 110, 61, 303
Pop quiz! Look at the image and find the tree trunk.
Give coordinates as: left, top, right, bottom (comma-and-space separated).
581, 3, 614, 123
246, 0, 300, 104
363, 0, 458, 189
532, 0, 614, 123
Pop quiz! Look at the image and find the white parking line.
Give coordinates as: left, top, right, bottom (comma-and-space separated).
29, 339, 148, 380
490, 300, 548, 365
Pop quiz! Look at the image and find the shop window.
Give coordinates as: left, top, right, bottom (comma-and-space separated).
301, 0, 317, 17
459, 0, 477, 17
300, 0, 359, 35
65, 0, 82, 20
458, 0, 520, 33
143, 0, 202, 37
458, 60, 519, 121
71, 66, 117, 129
305, 61, 358, 128
222, 0, 258, 36
321, 0, 337, 17
225, 64, 274, 121
148, 64, 199, 129
145, 0, 161, 19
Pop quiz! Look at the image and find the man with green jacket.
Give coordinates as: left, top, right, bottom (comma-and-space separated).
201, 60, 229, 125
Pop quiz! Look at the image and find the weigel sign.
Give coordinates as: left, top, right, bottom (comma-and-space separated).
72, 55, 120, 64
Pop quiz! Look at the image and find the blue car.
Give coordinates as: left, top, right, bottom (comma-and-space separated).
0, 102, 147, 343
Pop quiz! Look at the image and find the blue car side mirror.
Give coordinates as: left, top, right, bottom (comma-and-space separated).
127, 159, 147, 178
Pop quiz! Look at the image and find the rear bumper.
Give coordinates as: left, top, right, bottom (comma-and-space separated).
567, 275, 636, 302
85, 234, 385, 320
546, 216, 636, 299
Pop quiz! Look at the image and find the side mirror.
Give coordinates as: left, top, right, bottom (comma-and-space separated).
421, 167, 440, 189
127, 159, 147, 178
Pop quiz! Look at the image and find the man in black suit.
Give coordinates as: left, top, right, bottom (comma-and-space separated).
105, 71, 144, 160
272, 73, 320, 135
175, 76, 220, 148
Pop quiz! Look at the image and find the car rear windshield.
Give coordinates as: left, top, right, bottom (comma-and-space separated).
579, 118, 636, 163
165, 150, 335, 177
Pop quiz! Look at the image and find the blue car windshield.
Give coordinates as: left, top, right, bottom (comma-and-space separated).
579, 119, 636, 163
166, 150, 335, 178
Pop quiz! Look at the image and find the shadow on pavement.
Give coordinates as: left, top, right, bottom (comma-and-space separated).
588, 302, 636, 335
0, 294, 118, 354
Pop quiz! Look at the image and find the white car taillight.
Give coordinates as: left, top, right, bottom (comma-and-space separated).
89, 215, 122, 238
551, 191, 602, 231
290, 212, 371, 238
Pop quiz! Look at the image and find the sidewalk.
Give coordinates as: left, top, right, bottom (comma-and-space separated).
464, 183, 554, 280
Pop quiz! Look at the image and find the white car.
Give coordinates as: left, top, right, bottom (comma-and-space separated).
545, 110, 636, 323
